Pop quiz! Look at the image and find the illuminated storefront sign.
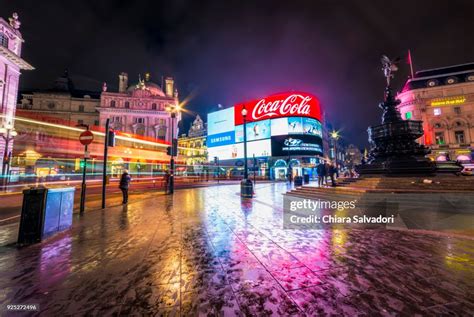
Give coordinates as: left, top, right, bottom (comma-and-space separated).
234, 92, 322, 125
430, 96, 466, 107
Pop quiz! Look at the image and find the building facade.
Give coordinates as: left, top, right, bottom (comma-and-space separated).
99, 73, 180, 144
17, 71, 101, 127
397, 63, 474, 162
178, 115, 207, 165
0, 13, 33, 169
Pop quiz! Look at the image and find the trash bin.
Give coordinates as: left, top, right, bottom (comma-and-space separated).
303, 174, 310, 184
18, 187, 76, 245
240, 179, 253, 198
294, 176, 303, 187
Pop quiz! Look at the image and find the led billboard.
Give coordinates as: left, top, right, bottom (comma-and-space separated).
207, 107, 235, 136
271, 135, 323, 157
235, 119, 271, 143
208, 139, 272, 161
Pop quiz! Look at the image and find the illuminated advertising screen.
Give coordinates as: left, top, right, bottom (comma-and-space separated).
302, 117, 322, 137
235, 119, 271, 143
271, 117, 288, 136
208, 139, 272, 161
234, 92, 322, 125
207, 107, 235, 136
271, 135, 323, 156
207, 131, 235, 148
288, 117, 303, 134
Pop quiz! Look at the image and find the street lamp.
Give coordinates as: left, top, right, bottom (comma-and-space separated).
330, 130, 340, 166
0, 122, 18, 189
240, 106, 253, 197
287, 137, 293, 182
165, 103, 181, 194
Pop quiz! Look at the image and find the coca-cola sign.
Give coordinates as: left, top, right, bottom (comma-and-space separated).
235, 92, 321, 125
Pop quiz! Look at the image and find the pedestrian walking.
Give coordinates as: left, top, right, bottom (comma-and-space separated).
324, 161, 331, 185
329, 163, 338, 187
164, 170, 171, 193
119, 170, 131, 204
316, 161, 326, 187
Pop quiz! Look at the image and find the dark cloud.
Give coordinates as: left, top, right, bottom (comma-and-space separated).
2, 0, 474, 146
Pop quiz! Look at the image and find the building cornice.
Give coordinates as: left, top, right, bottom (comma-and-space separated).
101, 92, 175, 102
96, 107, 170, 116
0, 45, 33, 70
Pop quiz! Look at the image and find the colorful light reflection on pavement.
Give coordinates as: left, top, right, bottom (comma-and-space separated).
0, 183, 473, 315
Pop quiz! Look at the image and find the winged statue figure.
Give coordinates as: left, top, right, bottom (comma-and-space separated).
381, 55, 400, 86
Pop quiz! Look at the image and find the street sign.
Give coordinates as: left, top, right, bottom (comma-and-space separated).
79, 130, 94, 145
84, 151, 91, 159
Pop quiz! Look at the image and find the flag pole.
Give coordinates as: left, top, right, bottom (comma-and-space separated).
408, 49, 415, 79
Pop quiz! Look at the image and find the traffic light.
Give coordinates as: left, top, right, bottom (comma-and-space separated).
107, 130, 116, 147
80, 160, 85, 169
166, 146, 172, 156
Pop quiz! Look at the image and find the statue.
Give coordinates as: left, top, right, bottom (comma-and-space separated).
381, 55, 400, 87
355, 55, 435, 175
9, 12, 21, 30
102, 82, 107, 92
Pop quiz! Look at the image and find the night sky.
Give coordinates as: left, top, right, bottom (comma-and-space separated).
2, 0, 474, 147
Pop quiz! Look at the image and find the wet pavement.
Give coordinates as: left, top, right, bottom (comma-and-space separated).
0, 182, 473, 316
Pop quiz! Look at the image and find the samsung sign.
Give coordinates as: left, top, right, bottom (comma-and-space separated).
207, 131, 235, 147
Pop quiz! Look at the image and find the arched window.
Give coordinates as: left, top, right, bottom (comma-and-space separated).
110, 100, 116, 108
152, 103, 157, 110
125, 101, 130, 109
0, 33, 8, 48
157, 126, 167, 140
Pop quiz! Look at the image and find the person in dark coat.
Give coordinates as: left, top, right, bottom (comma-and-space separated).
329, 163, 338, 187
164, 170, 171, 193
316, 162, 327, 187
119, 170, 131, 204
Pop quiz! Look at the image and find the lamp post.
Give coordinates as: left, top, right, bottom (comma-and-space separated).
0, 122, 17, 190
287, 137, 293, 182
331, 130, 340, 166
165, 103, 181, 194
240, 106, 253, 197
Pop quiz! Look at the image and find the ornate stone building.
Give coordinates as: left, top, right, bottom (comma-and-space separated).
178, 115, 207, 165
17, 71, 101, 127
99, 73, 180, 143
0, 13, 33, 168
397, 63, 474, 162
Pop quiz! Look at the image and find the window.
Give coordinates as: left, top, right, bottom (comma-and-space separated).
110, 100, 116, 108
77, 119, 84, 125
94, 120, 99, 126
455, 131, 465, 144
135, 118, 145, 124
125, 101, 130, 109
157, 126, 167, 140
433, 108, 441, 116
112, 116, 121, 122
158, 118, 166, 125
0, 33, 8, 48
47, 102, 56, 109
159, 104, 165, 111
152, 103, 157, 110
434, 123, 442, 129
435, 132, 445, 145
405, 111, 412, 120
78, 105, 85, 112
455, 121, 462, 127
454, 107, 461, 115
